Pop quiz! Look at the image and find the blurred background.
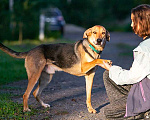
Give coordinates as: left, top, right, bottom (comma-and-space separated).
1, 1, 150, 119
0, 0, 150, 42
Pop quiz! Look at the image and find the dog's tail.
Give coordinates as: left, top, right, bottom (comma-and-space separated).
0, 43, 27, 59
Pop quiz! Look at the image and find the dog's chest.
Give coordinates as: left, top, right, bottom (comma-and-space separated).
85, 50, 100, 62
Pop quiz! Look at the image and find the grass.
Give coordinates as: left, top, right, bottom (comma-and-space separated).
0, 93, 38, 119
116, 43, 135, 57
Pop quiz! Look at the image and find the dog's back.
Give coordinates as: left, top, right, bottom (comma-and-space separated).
43, 41, 82, 68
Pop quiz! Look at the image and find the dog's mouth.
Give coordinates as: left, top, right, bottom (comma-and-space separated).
95, 42, 101, 45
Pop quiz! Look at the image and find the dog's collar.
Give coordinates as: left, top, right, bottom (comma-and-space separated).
89, 44, 101, 54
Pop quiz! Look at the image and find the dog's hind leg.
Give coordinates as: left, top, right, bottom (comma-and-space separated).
23, 71, 43, 112
23, 58, 46, 112
33, 71, 53, 108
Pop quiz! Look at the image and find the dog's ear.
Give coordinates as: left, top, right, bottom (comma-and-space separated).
83, 28, 92, 38
106, 30, 110, 41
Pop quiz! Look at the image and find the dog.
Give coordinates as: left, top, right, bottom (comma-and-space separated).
0, 25, 111, 113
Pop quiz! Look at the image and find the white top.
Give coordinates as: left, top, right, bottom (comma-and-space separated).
109, 37, 150, 85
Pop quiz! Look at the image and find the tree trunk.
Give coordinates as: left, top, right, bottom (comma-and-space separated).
19, 22, 23, 43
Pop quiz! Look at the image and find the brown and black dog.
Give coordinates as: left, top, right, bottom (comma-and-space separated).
0, 25, 111, 113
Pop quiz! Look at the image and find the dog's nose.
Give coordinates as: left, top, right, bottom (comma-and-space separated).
97, 39, 102, 43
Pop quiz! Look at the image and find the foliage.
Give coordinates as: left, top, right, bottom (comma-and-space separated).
116, 43, 135, 57
0, 0, 11, 40
0, 0, 150, 41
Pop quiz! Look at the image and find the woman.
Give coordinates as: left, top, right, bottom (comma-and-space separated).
100, 4, 150, 119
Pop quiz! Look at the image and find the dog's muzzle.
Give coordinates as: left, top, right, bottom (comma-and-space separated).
96, 39, 103, 45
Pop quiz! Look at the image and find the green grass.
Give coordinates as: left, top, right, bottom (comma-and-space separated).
0, 51, 27, 85
0, 93, 38, 120
116, 43, 135, 57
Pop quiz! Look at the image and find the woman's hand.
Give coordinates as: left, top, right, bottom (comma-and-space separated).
98, 61, 112, 71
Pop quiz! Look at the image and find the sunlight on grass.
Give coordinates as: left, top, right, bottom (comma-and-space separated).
0, 52, 27, 85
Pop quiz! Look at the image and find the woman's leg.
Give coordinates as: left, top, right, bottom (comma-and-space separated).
103, 70, 131, 119
103, 70, 131, 103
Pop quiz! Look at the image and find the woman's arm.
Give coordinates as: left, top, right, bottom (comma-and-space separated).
99, 48, 150, 85
108, 51, 150, 85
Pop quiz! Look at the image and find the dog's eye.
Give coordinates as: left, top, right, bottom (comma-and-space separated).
102, 32, 105, 35
93, 31, 97, 34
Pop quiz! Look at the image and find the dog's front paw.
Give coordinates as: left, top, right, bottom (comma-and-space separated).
104, 60, 112, 65
88, 107, 97, 113
42, 103, 50, 108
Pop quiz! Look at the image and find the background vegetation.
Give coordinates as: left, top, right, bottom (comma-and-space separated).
0, 0, 150, 42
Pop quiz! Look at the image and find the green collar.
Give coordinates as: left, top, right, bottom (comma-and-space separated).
89, 44, 101, 54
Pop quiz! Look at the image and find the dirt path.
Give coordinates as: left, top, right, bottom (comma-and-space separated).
1, 24, 143, 120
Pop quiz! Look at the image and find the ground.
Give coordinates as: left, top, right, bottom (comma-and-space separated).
1, 24, 142, 120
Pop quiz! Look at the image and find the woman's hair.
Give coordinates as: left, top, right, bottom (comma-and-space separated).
131, 4, 150, 38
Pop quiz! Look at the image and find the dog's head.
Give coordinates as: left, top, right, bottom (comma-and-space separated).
83, 25, 110, 51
